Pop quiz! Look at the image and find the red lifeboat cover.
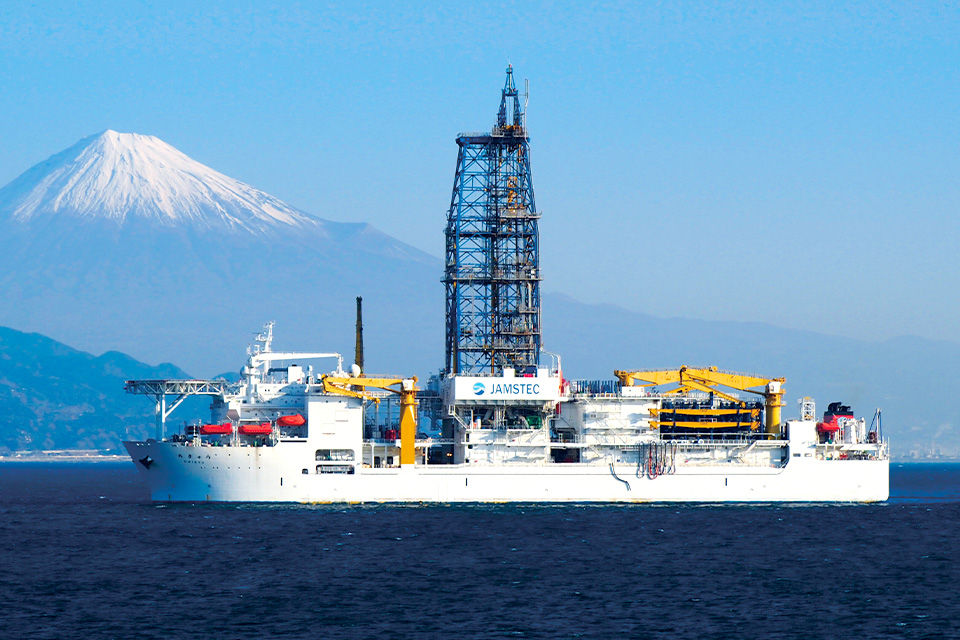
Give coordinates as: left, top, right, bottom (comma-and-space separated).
239, 422, 273, 435
817, 417, 842, 432
277, 414, 306, 427
200, 423, 233, 435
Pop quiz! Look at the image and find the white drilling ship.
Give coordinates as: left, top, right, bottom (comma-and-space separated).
124, 322, 889, 503
123, 67, 889, 502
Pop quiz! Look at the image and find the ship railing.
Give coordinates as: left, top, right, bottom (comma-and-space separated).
551, 430, 654, 447
579, 434, 647, 448
456, 128, 528, 139
815, 441, 889, 460
416, 438, 454, 446
364, 437, 454, 446
641, 437, 778, 450
464, 430, 549, 445
570, 380, 621, 395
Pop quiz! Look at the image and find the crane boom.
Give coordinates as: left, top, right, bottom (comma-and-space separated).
321, 375, 419, 466
614, 366, 786, 436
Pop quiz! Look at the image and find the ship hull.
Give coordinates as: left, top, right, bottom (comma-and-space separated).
124, 440, 889, 503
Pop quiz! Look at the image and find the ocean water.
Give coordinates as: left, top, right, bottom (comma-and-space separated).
1, 463, 958, 640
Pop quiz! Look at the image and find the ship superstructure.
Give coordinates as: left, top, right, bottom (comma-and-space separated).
123, 67, 889, 503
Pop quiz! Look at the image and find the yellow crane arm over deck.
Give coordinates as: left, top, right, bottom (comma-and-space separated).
614, 366, 786, 436
321, 375, 419, 466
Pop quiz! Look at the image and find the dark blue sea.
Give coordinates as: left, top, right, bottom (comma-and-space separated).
1, 463, 958, 640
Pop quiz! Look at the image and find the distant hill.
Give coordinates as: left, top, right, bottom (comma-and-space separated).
0, 326, 190, 452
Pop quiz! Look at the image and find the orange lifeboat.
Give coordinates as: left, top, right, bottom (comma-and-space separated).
277, 414, 305, 427
200, 423, 233, 435
239, 422, 273, 436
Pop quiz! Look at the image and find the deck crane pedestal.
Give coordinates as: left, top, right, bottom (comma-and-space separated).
320, 375, 419, 466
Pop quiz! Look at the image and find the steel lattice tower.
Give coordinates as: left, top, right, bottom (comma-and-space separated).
444, 66, 541, 375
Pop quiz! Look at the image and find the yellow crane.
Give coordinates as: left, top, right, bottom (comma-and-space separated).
320, 374, 419, 466
613, 366, 786, 437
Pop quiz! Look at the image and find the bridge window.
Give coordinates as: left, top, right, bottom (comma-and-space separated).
316, 449, 355, 462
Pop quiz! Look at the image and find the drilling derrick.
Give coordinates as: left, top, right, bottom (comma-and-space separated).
444, 65, 541, 375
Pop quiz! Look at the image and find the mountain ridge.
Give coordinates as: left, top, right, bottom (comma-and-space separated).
0, 325, 189, 452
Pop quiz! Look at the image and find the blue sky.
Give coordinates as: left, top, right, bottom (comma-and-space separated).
2, 1, 958, 343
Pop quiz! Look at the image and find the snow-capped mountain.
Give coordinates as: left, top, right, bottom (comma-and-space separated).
0, 131, 443, 376
0, 130, 321, 234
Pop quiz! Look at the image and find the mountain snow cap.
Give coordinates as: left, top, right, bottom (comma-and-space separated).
0, 130, 322, 234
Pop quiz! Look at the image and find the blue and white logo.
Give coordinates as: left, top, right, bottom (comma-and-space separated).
473, 382, 485, 396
